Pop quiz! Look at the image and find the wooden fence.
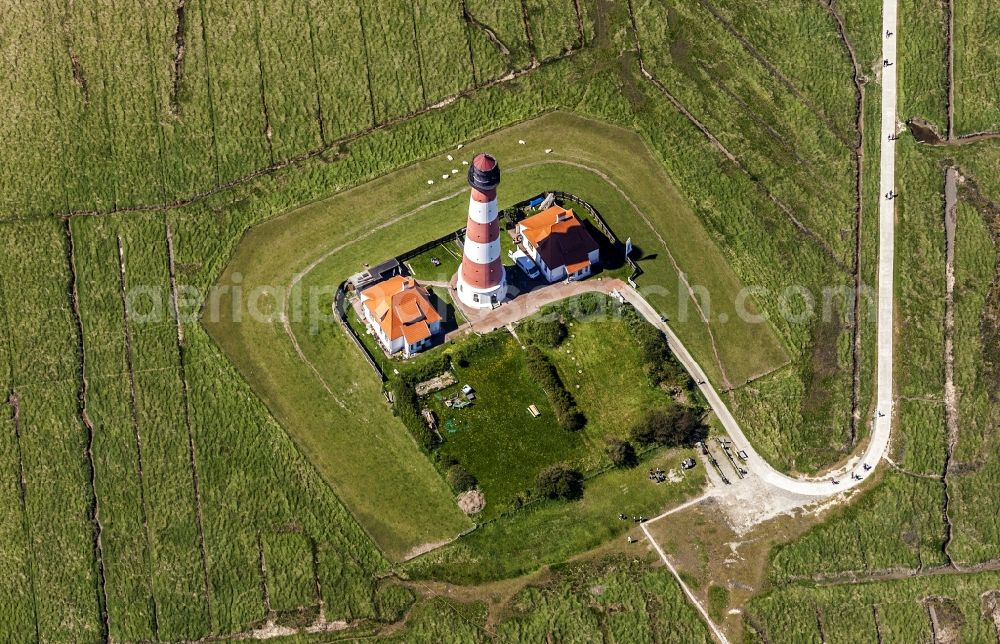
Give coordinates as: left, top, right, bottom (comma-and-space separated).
334, 284, 386, 381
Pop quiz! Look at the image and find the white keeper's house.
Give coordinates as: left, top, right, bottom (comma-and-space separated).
516, 205, 600, 283
359, 275, 442, 357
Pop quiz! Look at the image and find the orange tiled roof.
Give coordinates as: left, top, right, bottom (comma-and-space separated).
519, 206, 599, 273
361, 276, 441, 345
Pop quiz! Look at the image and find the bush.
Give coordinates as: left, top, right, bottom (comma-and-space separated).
388, 380, 437, 451
629, 406, 707, 448
397, 351, 451, 386
521, 318, 568, 347
622, 306, 686, 387
523, 346, 585, 431
375, 583, 416, 623
605, 437, 638, 468
535, 464, 584, 500
446, 464, 477, 492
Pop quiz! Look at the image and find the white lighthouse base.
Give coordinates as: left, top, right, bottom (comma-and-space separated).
456, 272, 507, 309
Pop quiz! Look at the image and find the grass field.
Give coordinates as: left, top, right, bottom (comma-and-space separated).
405, 447, 706, 584
2, 0, 972, 637
953, 1, 1000, 133
429, 331, 571, 518
0, 0, 583, 218
746, 570, 1000, 642
752, 137, 998, 642
392, 556, 710, 642
404, 240, 464, 282
423, 301, 686, 518
763, 141, 953, 583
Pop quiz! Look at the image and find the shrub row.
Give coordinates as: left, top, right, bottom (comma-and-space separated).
518, 318, 568, 348
535, 464, 584, 500
388, 379, 437, 452
523, 346, 585, 431
629, 406, 707, 448
621, 306, 687, 388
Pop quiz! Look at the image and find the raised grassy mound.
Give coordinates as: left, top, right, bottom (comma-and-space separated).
206, 112, 788, 560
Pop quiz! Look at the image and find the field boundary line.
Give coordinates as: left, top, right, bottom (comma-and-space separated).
165, 222, 215, 629
941, 167, 958, 567
801, 558, 1000, 588
65, 218, 111, 640
195, 0, 223, 185
821, 0, 868, 446
520, 0, 537, 65
116, 234, 161, 638
408, 2, 429, 108
141, 3, 172, 208
7, 391, 41, 642
697, 0, 853, 149
873, 604, 885, 643
0, 49, 578, 224
251, 4, 276, 165
256, 534, 273, 618
625, 0, 850, 275
572, 0, 586, 46
944, 0, 954, 138
461, 0, 512, 61
302, 0, 328, 145
460, 3, 480, 85
168, 0, 187, 114
356, 1, 379, 128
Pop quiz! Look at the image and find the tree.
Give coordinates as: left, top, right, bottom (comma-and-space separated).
629, 406, 707, 448
524, 318, 567, 347
535, 464, 584, 500
446, 464, 477, 492
606, 437, 638, 468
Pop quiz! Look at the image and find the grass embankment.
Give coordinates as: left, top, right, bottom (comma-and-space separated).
404, 449, 705, 584
207, 112, 783, 560
391, 556, 711, 642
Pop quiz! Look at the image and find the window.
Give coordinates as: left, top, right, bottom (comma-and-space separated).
473, 293, 480, 303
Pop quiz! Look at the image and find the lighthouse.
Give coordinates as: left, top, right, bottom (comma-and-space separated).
456, 153, 507, 308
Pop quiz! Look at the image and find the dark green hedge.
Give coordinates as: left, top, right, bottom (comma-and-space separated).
388, 379, 437, 452
524, 346, 585, 431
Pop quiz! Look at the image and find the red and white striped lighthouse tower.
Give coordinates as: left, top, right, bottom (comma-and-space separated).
456, 153, 507, 308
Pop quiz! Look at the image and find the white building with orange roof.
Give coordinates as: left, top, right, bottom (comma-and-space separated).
516, 205, 600, 283
359, 275, 442, 357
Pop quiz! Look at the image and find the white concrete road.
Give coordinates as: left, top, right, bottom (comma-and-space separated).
623, 5, 899, 498
636, 6, 897, 643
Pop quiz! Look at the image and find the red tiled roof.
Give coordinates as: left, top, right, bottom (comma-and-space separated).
361, 276, 441, 345
519, 206, 599, 273
401, 320, 432, 345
